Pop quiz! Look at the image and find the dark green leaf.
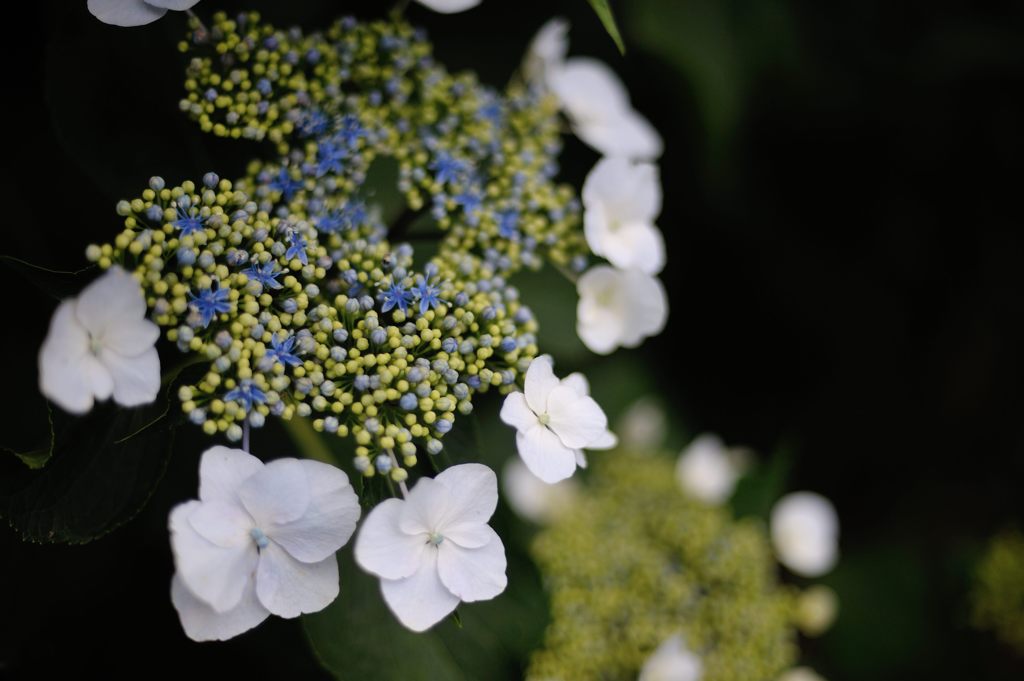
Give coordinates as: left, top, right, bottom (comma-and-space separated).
586, 0, 627, 54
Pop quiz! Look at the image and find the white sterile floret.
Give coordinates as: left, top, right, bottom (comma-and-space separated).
38, 266, 161, 414
675, 434, 749, 504
770, 491, 840, 578
548, 57, 663, 160
617, 397, 668, 450
169, 446, 360, 641
576, 265, 668, 355
523, 17, 570, 88
778, 667, 828, 681
501, 458, 579, 524
638, 634, 704, 681
414, 0, 481, 13
499, 356, 616, 484
354, 463, 507, 632
87, 0, 200, 27
582, 157, 665, 275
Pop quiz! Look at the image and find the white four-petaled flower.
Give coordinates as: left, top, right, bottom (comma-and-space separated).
582, 156, 665, 275
88, 0, 201, 27
576, 265, 668, 355
675, 434, 749, 505
548, 57, 663, 161
414, 0, 481, 13
169, 446, 360, 641
38, 266, 161, 414
638, 634, 704, 681
770, 491, 840, 578
499, 355, 615, 484
354, 463, 507, 632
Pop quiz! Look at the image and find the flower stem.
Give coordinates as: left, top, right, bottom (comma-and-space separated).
387, 449, 409, 498
242, 420, 250, 453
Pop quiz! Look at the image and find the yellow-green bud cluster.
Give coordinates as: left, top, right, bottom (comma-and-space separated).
180, 12, 588, 279
529, 454, 799, 681
971, 529, 1024, 654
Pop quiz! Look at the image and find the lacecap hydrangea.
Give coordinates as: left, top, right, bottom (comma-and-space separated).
85, 12, 591, 483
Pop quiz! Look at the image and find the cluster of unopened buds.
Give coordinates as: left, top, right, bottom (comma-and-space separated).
35, 1, 672, 642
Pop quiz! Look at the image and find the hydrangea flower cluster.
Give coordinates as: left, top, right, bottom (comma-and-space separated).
972, 529, 1024, 654
82, 12, 608, 483
528, 454, 800, 681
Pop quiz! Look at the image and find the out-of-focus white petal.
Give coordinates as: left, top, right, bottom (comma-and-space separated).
546, 386, 608, 449
618, 397, 667, 450
638, 634, 703, 681
499, 391, 538, 432
523, 17, 569, 86
355, 498, 427, 580
582, 157, 662, 222
238, 458, 311, 528
414, 0, 481, 13
561, 372, 590, 397
770, 492, 839, 577
524, 355, 559, 414
254, 542, 339, 618
573, 109, 663, 160
171, 574, 269, 642
102, 316, 160, 357
516, 425, 578, 484
502, 458, 579, 523
778, 667, 828, 681
379, 550, 460, 632
170, 501, 258, 613
38, 300, 96, 414
145, 0, 200, 9
676, 434, 746, 505
102, 346, 160, 407
88, 0, 167, 27
74, 267, 147, 338
198, 446, 263, 505
796, 585, 839, 637
590, 429, 618, 450
436, 527, 507, 602
548, 57, 631, 122
265, 460, 360, 563
577, 266, 668, 354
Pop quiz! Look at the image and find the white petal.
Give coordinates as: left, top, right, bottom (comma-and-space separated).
574, 109, 663, 160
638, 634, 703, 681
199, 446, 264, 505
523, 17, 569, 86
576, 266, 627, 355
88, 0, 167, 26
145, 0, 200, 9
255, 542, 339, 618
379, 549, 460, 632
170, 501, 258, 613
590, 429, 618, 450
582, 157, 662, 222
355, 498, 427, 580
548, 57, 631, 123
441, 523, 494, 549
516, 425, 578, 484
545, 386, 608, 449
101, 346, 160, 407
187, 499, 252, 548
499, 391, 538, 432
770, 492, 840, 577
103, 316, 160, 357
74, 267, 147, 339
574, 450, 588, 468
38, 300, 96, 414
523, 355, 558, 414
398, 476, 450, 537
676, 434, 741, 504
171, 574, 269, 642
239, 458, 311, 528
560, 372, 589, 397
414, 0, 481, 13
501, 458, 579, 524
619, 270, 669, 346
436, 526, 507, 603
84, 355, 114, 401
778, 668, 828, 681
599, 221, 666, 275
434, 463, 499, 531
266, 460, 360, 563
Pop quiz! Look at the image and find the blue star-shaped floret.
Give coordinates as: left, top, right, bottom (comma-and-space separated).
380, 282, 413, 314
316, 140, 347, 177
223, 380, 268, 413
430, 153, 468, 185
337, 114, 367, 147
497, 209, 520, 239
243, 261, 283, 290
285, 232, 309, 266
173, 203, 206, 236
190, 286, 233, 327
412, 279, 444, 315
269, 168, 303, 200
265, 334, 302, 367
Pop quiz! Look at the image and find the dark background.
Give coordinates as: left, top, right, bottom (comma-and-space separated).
2, 0, 1024, 678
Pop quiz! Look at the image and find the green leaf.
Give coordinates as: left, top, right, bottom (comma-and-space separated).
0, 365, 196, 544
586, 0, 627, 54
